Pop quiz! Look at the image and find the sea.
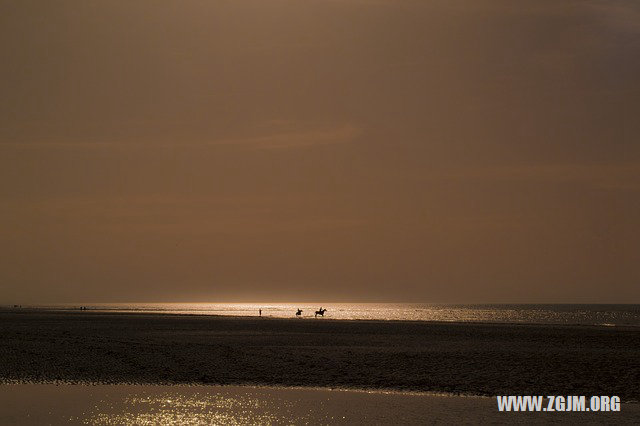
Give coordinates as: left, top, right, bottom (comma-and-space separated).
10, 303, 640, 327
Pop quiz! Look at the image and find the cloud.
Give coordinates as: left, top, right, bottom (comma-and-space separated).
0, 123, 362, 151
426, 163, 640, 191
1, 194, 364, 236
207, 124, 361, 150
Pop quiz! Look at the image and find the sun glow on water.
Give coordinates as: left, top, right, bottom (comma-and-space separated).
18, 303, 640, 326
85, 392, 295, 425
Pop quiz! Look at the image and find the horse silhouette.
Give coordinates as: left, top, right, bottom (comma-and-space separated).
296, 309, 303, 317
315, 308, 327, 318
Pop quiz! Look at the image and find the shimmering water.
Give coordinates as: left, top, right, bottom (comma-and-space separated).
1, 384, 638, 425
13, 303, 640, 327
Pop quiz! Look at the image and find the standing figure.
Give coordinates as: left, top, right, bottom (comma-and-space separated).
259, 308, 262, 317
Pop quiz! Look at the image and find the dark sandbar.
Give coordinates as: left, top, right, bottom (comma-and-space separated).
1, 310, 639, 400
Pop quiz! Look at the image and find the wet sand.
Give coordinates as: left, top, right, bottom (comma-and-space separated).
1, 384, 638, 425
1, 310, 639, 400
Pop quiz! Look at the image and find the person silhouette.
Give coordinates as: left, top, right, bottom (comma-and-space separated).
259, 308, 262, 317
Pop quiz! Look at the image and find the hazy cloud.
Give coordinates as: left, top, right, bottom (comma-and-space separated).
1, 0, 638, 303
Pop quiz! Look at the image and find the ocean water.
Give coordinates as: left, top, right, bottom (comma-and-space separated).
3, 384, 639, 425
13, 303, 640, 327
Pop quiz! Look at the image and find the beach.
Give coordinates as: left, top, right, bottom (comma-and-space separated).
1, 309, 639, 401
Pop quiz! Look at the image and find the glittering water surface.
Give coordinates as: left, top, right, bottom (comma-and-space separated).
1, 384, 638, 425
84, 390, 299, 425
0, 384, 482, 425
15, 303, 640, 326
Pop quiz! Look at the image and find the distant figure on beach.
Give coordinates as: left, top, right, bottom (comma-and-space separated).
315, 307, 327, 318
296, 309, 302, 317
259, 308, 262, 317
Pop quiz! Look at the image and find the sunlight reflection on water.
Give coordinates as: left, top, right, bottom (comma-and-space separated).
86, 393, 296, 425
20, 303, 640, 326
69, 389, 304, 425
1, 384, 639, 425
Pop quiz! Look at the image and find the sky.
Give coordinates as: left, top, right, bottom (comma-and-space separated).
1, 0, 639, 303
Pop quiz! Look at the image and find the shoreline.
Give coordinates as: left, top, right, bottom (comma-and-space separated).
6, 379, 640, 406
2, 307, 638, 331
0, 378, 481, 399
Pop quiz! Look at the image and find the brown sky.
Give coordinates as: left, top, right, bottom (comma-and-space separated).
1, 0, 639, 303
